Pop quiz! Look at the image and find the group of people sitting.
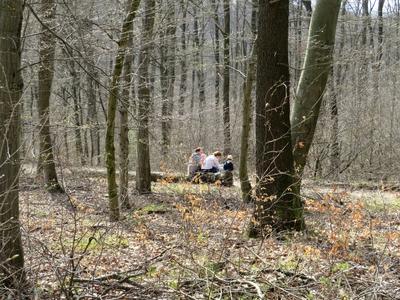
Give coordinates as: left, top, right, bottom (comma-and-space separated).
187, 147, 234, 185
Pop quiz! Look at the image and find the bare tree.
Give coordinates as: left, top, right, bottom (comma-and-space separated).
160, 1, 177, 156
248, 0, 303, 237
0, 0, 26, 292
37, 0, 63, 192
291, 0, 342, 187
136, 0, 156, 194
222, 0, 231, 155
105, 0, 141, 221
119, 24, 135, 210
239, 0, 257, 203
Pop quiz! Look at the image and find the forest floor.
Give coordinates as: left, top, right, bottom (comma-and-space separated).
19, 169, 400, 299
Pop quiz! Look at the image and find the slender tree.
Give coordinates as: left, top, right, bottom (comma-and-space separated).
105, 0, 141, 221
248, 0, 303, 237
37, 0, 63, 192
291, 0, 342, 183
223, 0, 231, 155
329, 2, 347, 178
211, 0, 221, 125
178, 0, 188, 117
136, 0, 156, 194
160, 2, 177, 156
239, 1, 257, 203
192, 5, 206, 136
119, 29, 134, 209
0, 0, 26, 291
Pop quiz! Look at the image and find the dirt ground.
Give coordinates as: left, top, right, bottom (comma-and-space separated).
18, 171, 400, 299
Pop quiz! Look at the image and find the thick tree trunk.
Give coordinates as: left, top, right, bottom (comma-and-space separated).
0, 0, 26, 291
136, 0, 156, 194
248, 0, 303, 238
223, 0, 231, 155
37, 0, 63, 193
291, 0, 342, 178
105, 0, 141, 221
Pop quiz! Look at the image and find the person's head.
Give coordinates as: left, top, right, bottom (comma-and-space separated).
226, 155, 233, 161
213, 151, 222, 160
195, 147, 201, 153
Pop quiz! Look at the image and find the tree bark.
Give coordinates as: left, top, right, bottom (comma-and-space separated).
223, 0, 231, 155
0, 0, 26, 291
211, 0, 221, 124
239, 0, 257, 203
248, 0, 303, 238
239, 52, 255, 203
136, 0, 156, 194
193, 6, 206, 137
160, 3, 177, 156
329, 2, 346, 178
70, 66, 85, 165
37, 0, 63, 192
86, 68, 100, 166
105, 0, 141, 221
119, 33, 134, 209
291, 0, 342, 178
178, 0, 188, 117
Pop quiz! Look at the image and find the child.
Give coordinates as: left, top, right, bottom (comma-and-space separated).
223, 155, 234, 172
187, 147, 202, 177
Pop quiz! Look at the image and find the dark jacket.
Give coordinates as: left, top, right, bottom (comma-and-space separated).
223, 160, 234, 171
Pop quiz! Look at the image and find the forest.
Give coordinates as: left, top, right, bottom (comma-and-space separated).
1, 0, 400, 298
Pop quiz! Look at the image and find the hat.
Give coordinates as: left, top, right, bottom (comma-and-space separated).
227, 155, 233, 160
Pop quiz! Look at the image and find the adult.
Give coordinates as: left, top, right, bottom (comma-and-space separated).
202, 151, 223, 173
187, 147, 202, 177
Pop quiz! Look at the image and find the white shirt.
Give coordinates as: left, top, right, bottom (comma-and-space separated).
202, 155, 222, 170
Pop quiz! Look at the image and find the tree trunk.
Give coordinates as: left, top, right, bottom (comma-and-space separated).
160, 3, 176, 156
211, 0, 221, 125
37, 0, 63, 193
119, 35, 134, 209
193, 6, 206, 138
86, 69, 100, 166
329, 2, 346, 178
105, 0, 141, 221
291, 0, 342, 178
136, 0, 156, 194
71, 68, 85, 165
0, 0, 26, 291
239, 53, 255, 203
239, 0, 257, 203
223, 0, 231, 155
178, 0, 188, 117
248, 0, 303, 238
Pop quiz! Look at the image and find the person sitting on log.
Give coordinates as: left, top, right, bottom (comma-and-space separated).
187, 147, 202, 177
222, 155, 234, 186
202, 151, 223, 173
223, 155, 234, 172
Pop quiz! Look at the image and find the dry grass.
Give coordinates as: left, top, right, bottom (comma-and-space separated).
19, 173, 400, 299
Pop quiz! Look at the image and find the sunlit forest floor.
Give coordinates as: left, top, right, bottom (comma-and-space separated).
20, 170, 400, 299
